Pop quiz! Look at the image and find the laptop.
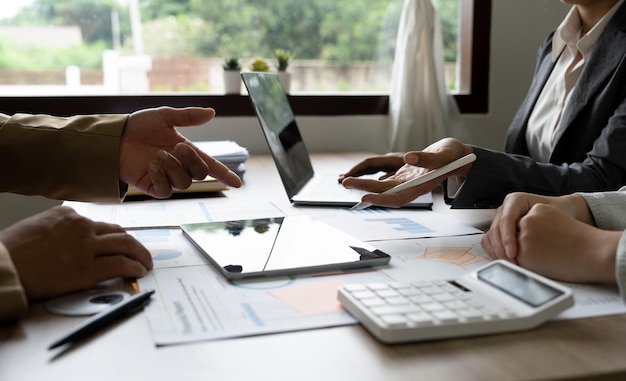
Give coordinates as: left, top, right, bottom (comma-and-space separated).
241, 72, 433, 208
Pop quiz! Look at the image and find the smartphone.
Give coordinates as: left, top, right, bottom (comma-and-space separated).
351, 153, 477, 210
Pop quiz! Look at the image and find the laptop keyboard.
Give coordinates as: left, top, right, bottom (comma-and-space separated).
298, 173, 367, 201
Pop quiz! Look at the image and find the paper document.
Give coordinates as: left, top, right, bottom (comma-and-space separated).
293, 207, 482, 241
132, 228, 391, 346
195, 140, 249, 177
64, 199, 284, 228
129, 229, 626, 346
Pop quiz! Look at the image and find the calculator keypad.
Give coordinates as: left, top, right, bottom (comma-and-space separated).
342, 280, 516, 328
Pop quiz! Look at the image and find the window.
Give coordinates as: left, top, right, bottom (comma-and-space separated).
0, 0, 490, 116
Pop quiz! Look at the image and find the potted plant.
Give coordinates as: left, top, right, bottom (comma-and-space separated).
222, 57, 242, 94
249, 57, 270, 72
275, 49, 292, 93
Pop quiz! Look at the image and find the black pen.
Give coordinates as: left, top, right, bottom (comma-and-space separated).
48, 289, 155, 350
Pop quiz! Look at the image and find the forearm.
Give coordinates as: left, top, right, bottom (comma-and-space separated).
0, 241, 27, 323
451, 147, 626, 209
0, 113, 128, 202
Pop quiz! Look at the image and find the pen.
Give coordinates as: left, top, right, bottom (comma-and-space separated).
48, 289, 155, 350
351, 153, 477, 210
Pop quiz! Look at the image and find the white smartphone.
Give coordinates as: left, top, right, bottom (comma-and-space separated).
351, 153, 477, 210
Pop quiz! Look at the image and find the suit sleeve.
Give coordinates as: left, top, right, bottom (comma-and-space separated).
0, 112, 128, 322
448, 102, 626, 210
579, 190, 626, 303
0, 113, 128, 203
0, 241, 27, 323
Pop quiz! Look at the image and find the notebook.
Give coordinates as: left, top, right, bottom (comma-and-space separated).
241, 71, 433, 208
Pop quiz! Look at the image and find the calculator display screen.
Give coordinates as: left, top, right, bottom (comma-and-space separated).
477, 262, 563, 307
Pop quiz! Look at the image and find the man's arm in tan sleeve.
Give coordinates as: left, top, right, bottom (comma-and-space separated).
0, 241, 27, 323
0, 112, 128, 203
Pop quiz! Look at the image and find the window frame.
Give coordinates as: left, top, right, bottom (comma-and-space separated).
0, 0, 490, 117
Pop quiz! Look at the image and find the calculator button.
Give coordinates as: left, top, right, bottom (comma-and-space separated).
385, 296, 410, 306
388, 282, 411, 289
343, 284, 367, 292
406, 312, 434, 325
432, 293, 456, 302
370, 305, 417, 316
351, 290, 377, 299
398, 288, 422, 297
432, 310, 459, 323
409, 295, 433, 304
419, 303, 446, 312
380, 315, 409, 328
444, 300, 469, 310
375, 289, 399, 298
361, 298, 386, 307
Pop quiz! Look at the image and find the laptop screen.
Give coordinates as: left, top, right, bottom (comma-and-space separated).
242, 72, 314, 198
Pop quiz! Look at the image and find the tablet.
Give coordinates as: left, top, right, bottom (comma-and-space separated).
180, 215, 391, 280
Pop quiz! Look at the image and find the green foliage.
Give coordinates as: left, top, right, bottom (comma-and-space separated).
274, 49, 291, 71
184, 0, 403, 61
7, 0, 130, 47
432, 0, 459, 62
140, 15, 215, 58
223, 57, 241, 71
0, 37, 105, 69
249, 57, 269, 72
1, 0, 460, 70
139, 0, 194, 19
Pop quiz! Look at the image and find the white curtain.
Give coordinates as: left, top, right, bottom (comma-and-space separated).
388, 0, 461, 152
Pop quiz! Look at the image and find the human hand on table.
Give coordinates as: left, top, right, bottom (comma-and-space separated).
481, 192, 595, 262
0, 206, 153, 301
339, 138, 474, 207
481, 192, 617, 284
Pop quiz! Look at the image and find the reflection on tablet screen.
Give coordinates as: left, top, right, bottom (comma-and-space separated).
180, 215, 390, 279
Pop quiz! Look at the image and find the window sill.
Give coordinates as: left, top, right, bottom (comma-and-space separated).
1, 92, 486, 117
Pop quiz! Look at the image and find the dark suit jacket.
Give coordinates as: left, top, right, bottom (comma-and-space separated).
449, 2, 626, 209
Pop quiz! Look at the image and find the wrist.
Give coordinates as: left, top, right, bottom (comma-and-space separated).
560, 194, 595, 224
591, 230, 620, 284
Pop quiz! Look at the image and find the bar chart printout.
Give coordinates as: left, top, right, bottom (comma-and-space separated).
364, 217, 433, 235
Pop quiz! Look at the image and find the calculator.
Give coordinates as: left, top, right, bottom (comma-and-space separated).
337, 260, 574, 343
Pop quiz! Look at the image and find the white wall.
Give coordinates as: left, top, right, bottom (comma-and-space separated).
0, 0, 570, 229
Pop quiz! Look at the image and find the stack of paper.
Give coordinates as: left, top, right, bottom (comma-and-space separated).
126, 175, 228, 196
195, 140, 249, 178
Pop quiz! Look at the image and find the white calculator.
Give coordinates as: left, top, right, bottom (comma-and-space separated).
337, 260, 574, 343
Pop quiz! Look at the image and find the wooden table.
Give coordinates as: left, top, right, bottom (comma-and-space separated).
1, 153, 625, 381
